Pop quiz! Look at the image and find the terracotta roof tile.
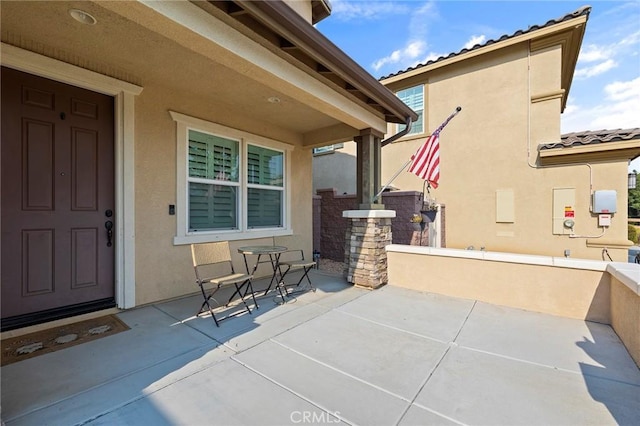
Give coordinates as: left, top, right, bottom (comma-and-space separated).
540, 128, 640, 150
380, 5, 591, 80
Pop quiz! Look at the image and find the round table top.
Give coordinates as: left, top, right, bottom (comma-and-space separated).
237, 245, 288, 255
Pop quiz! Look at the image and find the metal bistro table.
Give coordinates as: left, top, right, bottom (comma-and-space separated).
237, 245, 291, 303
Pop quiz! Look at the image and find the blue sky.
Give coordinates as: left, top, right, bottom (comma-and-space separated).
316, 0, 640, 170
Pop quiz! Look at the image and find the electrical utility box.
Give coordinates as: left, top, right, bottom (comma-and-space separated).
553, 188, 575, 235
592, 190, 617, 214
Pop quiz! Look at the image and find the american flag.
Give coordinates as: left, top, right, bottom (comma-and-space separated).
407, 109, 459, 188
408, 130, 441, 188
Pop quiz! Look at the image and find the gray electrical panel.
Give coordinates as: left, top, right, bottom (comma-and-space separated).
592, 190, 617, 213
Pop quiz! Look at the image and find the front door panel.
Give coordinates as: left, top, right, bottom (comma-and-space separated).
1, 66, 115, 319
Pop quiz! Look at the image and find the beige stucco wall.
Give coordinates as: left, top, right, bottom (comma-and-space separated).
312, 143, 358, 195
387, 246, 640, 367
386, 246, 611, 323
376, 42, 630, 261
610, 274, 640, 367
134, 83, 314, 306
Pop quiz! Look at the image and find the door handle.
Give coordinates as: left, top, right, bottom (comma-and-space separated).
105, 220, 113, 247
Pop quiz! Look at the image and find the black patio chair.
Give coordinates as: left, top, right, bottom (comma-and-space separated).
273, 236, 317, 294
191, 241, 257, 326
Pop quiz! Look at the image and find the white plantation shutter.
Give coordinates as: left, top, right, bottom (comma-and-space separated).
188, 130, 239, 231
247, 145, 283, 228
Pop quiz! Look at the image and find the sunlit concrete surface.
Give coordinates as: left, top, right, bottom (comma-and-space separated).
2, 270, 639, 425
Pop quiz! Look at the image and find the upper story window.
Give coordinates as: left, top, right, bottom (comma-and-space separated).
171, 111, 291, 244
312, 143, 344, 155
396, 85, 424, 135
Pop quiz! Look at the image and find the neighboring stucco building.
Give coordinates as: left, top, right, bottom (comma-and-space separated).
0, 0, 416, 329
314, 6, 640, 262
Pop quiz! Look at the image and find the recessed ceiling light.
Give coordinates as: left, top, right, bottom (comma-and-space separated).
267, 96, 281, 104
69, 9, 97, 25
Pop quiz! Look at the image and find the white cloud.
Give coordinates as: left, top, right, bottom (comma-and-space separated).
574, 59, 618, 79
619, 29, 640, 47
370, 1, 437, 73
578, 44, 609, 63
330, 0, 410, 21
463, 35, 486, 50
419, 52, 444, 65
372, 40, 427, 71
562, 77, 640, 133
576, 29, 639, 79
605, 77, 640, 101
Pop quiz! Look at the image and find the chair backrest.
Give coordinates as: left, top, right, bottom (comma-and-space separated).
191, 241, 232, 268
273, 235, 305, 262
273, 235, 299, 249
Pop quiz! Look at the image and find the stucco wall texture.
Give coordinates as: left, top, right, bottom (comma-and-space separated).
315, 42, 630, 262
133, 85, 314, 306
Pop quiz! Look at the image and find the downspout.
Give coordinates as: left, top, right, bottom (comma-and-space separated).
381, 116, 412, 147
372, 116, 413, 201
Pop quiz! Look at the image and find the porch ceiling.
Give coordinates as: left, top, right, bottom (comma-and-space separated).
0, 0, 379, 147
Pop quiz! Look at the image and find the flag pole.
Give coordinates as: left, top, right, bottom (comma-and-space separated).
373, 106, 462, 202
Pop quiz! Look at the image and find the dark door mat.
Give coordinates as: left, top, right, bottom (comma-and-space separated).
1, 315, 130, 366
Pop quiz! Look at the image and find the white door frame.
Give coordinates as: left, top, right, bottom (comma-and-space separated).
1, 43, 142, 309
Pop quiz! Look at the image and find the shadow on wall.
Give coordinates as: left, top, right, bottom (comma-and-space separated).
312, 151, 357, 196
577, 321, 640, 424
578, 273, 640, 424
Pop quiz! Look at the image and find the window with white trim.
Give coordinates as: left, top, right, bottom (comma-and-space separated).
312, 143, 344, 155
171, 111, 291, 244
397, 85, 424, 135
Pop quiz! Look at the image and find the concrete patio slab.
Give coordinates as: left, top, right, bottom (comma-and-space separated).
1, 305, 216, 421
8, 344, 233, 426
398, 405, 460, 426
272, 309, 450, 400
414, 345, 640, 425
456, 301, 640, 385
336, 285, 475, 342
234, 340, 409, 425
153, 272, 356, 350
84, 358, 347, 426
2, 271, 639, 426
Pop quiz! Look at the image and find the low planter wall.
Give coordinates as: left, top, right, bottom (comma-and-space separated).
607, 263, 640, 367
386, 244, 640, 367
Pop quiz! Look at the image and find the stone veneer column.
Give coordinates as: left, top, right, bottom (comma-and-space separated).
342, 209, 395, 289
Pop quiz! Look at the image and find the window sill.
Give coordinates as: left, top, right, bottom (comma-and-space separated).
173, 228, 293, 245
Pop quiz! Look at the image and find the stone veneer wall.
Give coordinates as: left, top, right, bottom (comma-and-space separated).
316, 188, 445, 261
344, 215, 393, 289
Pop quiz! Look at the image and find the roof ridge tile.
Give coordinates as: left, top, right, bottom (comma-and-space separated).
380, 5, 592, 80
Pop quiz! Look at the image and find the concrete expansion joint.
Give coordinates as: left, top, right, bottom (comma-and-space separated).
269, 338, 409, 402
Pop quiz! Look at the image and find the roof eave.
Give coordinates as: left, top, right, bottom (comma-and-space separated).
539, 139, 640, 166
234, 0, 418, 125
311, 0, 331, 24
381, 9, 590, 108
530, 16, 589, 112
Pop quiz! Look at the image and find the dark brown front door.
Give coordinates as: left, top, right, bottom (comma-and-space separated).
1, 67, 115, 322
